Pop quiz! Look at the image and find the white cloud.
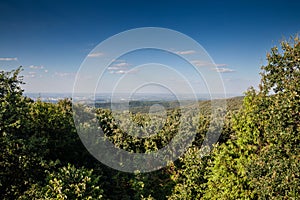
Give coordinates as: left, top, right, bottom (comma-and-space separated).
213, 67, 235, 73
191, 60, 228, 68
109, 69, 128, 74
175, 50, 196, 55
107, 60, 133, 74
190, 60, 235, 73
109, 68, 139, 75
215, 63, 228, 67
114, 70, 127, 74
29, 65, 44, 69
107, 66, 127, 70
111, 59, 126, 63
114, 62, 129, 67
24, 72, 36, 78
55, 72, 75, 77
191, 60, 212, 67
0, 57, 18, 61
26, 65, 48, 74
87, 52, 104, 57
24, 71, 46, 78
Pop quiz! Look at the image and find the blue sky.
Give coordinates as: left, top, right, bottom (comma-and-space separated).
0, 0, 299, 95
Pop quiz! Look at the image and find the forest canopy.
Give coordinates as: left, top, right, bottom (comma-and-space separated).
0, 36, 299, 199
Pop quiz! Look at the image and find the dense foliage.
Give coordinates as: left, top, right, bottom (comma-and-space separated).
1, 36, 299, 199
203, 36, 300, 199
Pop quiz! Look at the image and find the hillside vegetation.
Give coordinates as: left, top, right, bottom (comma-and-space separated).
0, 37, 299, 199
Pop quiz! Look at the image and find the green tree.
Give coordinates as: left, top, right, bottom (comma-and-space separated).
0, 67, 43, 199
204, 36, 300, 199
0, 68, 96, 199
168, 147, 208, 200
203, 90, 259, 199
247, 36, 300, 199
20, 164, 104, 199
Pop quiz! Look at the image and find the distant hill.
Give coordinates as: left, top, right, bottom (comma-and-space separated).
95, 96, 244, 114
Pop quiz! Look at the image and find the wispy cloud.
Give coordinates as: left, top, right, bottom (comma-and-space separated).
106, 60, 135, 74
175, 50, 196, 55
24, 71, 37, 78
29, 65, 44, 69
215, 64, 228, 67
87, 52, 104, 57
213, 67, 235, 73
109, 70, 127, 74
55, 72, 75, 77
0, 57, 18, 61
191, 60, 228, 68
107, 66, 124, 70
23, 65, 48, 78
114, 62, 129, 67
191, 60, 212, 67
190, 60, 235, 73
111, 59, 126, 63
109, 68, 139, 74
